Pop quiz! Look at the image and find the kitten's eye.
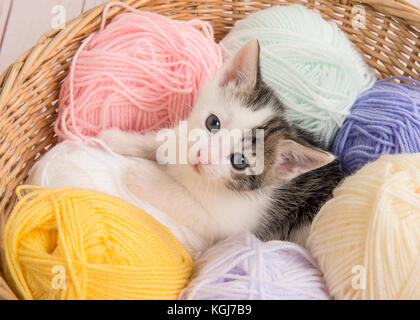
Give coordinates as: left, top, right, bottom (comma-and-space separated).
230, 153, 249, 170
205, 114, 220, 132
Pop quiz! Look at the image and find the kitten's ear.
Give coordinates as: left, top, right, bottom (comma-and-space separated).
270, 140, 335, 182
219, 38, 260, 89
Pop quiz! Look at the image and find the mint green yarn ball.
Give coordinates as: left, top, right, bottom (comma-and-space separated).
221, 4, 376, 149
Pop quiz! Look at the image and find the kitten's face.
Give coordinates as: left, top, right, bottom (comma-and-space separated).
183, 39, 334, 191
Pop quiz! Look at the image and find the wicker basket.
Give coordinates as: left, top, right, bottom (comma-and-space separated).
0, 0, 419, 300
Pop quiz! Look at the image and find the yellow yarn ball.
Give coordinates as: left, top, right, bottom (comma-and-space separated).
2, 187, 193, 300
308, 154, 420, 300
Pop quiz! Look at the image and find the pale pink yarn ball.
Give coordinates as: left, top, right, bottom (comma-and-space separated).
56, 5, 222, 141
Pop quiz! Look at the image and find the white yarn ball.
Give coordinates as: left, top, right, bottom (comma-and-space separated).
26, 139, 207, 258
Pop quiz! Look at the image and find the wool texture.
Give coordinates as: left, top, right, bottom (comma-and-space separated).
179, 232, 330, 300
26, 140, 208, 259
221, 4, 376, 148
333, 77, 420, 175
2, 187, 194, 300
55, 2, 222, 141
308, 153, 420, 299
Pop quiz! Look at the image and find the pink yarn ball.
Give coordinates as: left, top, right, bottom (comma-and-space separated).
56, 5, 222, 141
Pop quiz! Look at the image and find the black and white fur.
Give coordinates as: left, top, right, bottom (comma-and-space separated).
99, 39, 343, 249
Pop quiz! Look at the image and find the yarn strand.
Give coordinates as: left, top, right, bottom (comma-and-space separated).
55, 2, 222, 141
333, 77, 420, 175
2, 187, 194, 300
221, 4, 376, 148
180, 232, 330, 300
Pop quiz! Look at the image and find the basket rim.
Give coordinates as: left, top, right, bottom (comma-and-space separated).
0, 0, 419, 96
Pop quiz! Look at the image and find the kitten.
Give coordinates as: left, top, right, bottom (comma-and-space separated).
98, 39, 343, 249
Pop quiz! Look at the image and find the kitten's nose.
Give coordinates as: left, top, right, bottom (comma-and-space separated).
195, 148, 209, 165
191, 149, 203, 174
196, 149, 206, 165
190, 145, 212, 165
188, 148, 200, 165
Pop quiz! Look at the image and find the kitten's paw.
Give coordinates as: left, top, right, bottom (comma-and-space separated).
124, 171, 144, 196
97, 128, 139, 156
123, 162, 159, 202
97, 128, 123, 149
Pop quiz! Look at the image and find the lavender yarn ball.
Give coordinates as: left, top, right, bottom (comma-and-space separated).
333, 77, 420, 175
179, 232, 330, 300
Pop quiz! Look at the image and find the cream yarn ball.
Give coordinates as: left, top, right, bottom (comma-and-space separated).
308, 153, 420, 299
